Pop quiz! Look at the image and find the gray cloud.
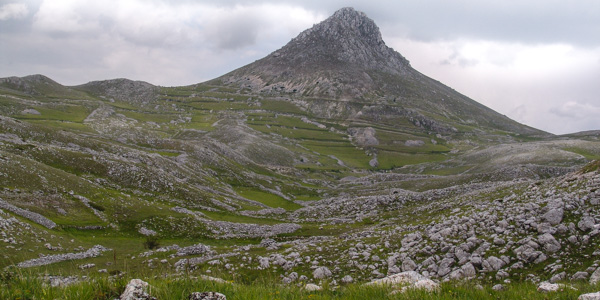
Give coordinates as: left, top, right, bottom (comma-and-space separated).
190, 0, 600, 47
0, 2, 28, 20
205, 11, 263, 50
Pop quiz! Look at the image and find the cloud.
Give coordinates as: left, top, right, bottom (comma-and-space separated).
550, 101, 600, 119
386, 37, 600, 134
0, 3, 28, 20
3, 1, 323, 86
202, 4, 325, 51
204, 8, 264, 50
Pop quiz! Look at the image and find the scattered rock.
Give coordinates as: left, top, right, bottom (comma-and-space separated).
404, 140, 425, 147
79, 263, 95, 270
188, 292, 227, 300
139, 227, 157, 236
401, 257, 417, 272
591, 268, 600, 284
304, 283, 322, 291
17, 245, 111, 268
537, 281, 559, 292
341, 275, 354, 284
120, 279, 156, 300
176, 243, 213, 257
43, 275, 79, 287
572, 272, 589, 281
538, 233, 561, 253
0, 199, 57, 229
21, 108, 41, 115
543, 208, 564, 225
578, 216, 596, 231
260, 238, 279, 250
367, 271, 439, 292
313, 266, 332, 279
579, 292, 600, 300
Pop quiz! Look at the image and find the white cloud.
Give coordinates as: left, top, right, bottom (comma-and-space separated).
31, 1, 323, 49
18, 1, 324, 85
550, 101, 600, 119
0, 3, 28, 20
386, 37, 600, 134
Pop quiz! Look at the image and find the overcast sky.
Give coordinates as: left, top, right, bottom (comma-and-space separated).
1, 0, 599, 134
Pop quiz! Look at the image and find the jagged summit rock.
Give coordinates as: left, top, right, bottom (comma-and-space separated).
276, 7, 409, 73
217, 7, 410, 98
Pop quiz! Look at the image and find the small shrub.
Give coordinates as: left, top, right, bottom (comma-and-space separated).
143, 236, 160, 250
362, 217, 375, 225
0, 268, 16, 284
88, 202, 106, 212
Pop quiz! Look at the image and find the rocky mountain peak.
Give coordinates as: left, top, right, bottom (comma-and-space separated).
219, 7, 410, 98
298, 7, 384, 51
277, 7, 407, 73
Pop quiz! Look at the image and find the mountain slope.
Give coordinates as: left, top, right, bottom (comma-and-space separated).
215, 7, 546, 137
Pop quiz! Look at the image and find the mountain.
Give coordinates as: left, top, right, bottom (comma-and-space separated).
0, 7, 599, 296
218, 7, 411, 97
216, 7, 545, 137
0, 74, 90, 99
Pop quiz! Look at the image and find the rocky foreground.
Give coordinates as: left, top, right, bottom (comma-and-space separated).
6, 163, 599, 300
149, 164, 600, 287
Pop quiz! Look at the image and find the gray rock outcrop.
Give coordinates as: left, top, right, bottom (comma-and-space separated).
120, 279, 156, 300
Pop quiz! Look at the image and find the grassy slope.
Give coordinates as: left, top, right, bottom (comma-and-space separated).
1, 77, 600, 300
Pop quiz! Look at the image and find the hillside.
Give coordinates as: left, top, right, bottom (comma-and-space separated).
1, 7, 600, 299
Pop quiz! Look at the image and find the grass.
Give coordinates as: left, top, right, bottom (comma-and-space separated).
1, 269, 598, 300
377, 151, 447, 170
422, 165, 472, 176
26, 119, 96, 133
301, 141, 371, 169
201, 210, 284, 225
580, 160, 600, 173
117, 110, 176, 123
234, 187, 302, 211
15, 105, 90, 122
260, 99, 305, 114
564, 147, 600, 161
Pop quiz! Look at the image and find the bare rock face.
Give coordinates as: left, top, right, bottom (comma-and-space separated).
349, 127, 379, 146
